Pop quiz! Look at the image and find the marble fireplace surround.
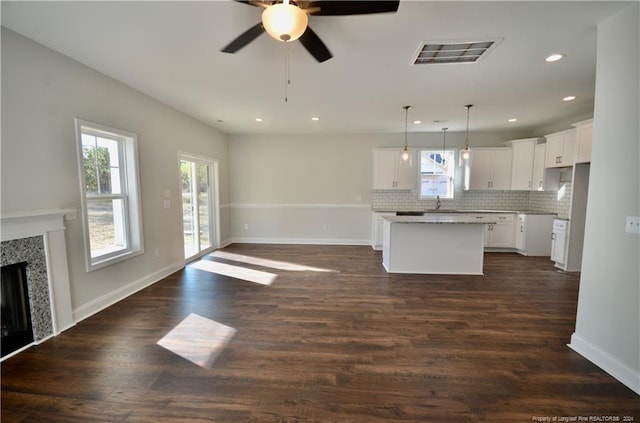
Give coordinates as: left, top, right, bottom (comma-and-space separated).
1, 210, 75, 359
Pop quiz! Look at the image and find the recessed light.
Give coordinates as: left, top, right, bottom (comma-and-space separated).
413, 120, 422, 124
311, 117, 320, 121
508, 118, 518, 123
563, 96, 576, 102
545, 53, 565, 63
255, 118, 263, 122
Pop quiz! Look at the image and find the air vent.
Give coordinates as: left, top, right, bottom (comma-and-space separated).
412, 39, 502, 65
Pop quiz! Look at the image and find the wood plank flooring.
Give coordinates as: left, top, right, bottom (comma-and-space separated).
2, 244, 639, 422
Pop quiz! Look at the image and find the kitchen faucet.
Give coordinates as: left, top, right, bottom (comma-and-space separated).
435, 195, 442, 210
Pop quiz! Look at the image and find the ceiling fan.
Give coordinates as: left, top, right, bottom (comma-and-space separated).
221, 0, 400, 63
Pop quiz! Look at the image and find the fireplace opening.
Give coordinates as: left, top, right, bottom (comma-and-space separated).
1, 261, 34, 358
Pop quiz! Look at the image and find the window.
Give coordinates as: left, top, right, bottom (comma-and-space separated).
75, 119, 143, 271
419, 149, 456, 199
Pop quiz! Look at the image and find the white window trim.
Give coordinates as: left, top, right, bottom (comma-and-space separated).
419, 148, 456, 200
74, 119, 144, 272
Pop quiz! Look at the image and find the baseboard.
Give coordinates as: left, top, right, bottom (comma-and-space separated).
569, 332, 640, 395
228, 237, 371, 246
72, 260, 184, 323
219, 238, 233, 248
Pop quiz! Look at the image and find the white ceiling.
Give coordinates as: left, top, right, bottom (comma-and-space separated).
1, 1, 632, 135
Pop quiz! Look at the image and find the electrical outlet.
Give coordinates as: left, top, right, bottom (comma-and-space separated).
322, 224, 329, 230
244, 223, 249, 230
154, 247, 160, 258
626, 216, 640, 234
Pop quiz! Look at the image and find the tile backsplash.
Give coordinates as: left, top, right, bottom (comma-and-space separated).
372, 182, 572, 218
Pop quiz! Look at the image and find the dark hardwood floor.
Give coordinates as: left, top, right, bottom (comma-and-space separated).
2, 244, 639, 422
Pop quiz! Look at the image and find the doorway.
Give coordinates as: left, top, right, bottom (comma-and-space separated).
179, 153, 219, 261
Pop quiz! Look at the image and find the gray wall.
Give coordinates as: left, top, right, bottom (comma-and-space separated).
1, 29, 230, 319
570, 3, 640, 394
227, 130, 534, 244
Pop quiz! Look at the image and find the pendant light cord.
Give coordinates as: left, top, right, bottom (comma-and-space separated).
403, 105, 410, 149
464, 104, 473, 149
442, 127, 448, 165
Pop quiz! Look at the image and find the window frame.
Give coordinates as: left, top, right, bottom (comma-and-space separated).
75, 119, 144, 272
418, 148, 457, 199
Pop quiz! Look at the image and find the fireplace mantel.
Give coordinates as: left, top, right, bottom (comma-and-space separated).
1, 209, 77, 241
1, 209, 76, 356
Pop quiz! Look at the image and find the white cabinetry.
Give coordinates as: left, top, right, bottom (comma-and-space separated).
572, 119, 593, 163
469, 214, 515, 248
551, 219, 568, 265
515, 214, 555, 256
371, 212, 394, 250
545, 129, 576, 168
506, 138, 544, 190
486, 214, 516, 248
466, 148, 513, 190
532, 143, 560, 191
373, 149, 416, 190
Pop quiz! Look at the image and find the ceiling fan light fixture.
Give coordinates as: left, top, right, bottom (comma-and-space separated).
262, 2, 308, 42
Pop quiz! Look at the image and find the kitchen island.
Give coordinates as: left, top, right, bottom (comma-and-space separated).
382, 215, 495, 275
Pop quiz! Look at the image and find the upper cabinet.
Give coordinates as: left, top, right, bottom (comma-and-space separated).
465, 148, 512, 190
506, 138, 544, 190
572, 119, 593, 164
373, 148, 416, 190
544, 128, 575, 168
532, 143, 560, 191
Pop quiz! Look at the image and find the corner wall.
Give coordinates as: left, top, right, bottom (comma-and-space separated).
569, 3, 640, 395
1, 29, 230, 321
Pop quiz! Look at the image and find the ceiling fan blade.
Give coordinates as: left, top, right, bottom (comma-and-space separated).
307, 1, 399, 16
221, 23, 265, 53
234, 0, 271, 7
298, 26, 332, 62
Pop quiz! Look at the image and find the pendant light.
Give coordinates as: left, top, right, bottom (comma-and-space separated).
459, 104, 473, 166
401, 105, 411, 161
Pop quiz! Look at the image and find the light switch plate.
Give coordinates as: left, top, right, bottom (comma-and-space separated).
626, 216, 640, 234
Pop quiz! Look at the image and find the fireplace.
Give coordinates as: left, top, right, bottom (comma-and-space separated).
1, 210, 75, 360
1, 261, 34, 358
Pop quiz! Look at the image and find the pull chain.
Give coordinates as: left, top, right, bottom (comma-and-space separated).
284, 44, 291, 103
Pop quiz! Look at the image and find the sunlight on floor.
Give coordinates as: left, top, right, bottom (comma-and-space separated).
209, 251, 338, 273
157, 313, 236, 369
189, 259, 278, 285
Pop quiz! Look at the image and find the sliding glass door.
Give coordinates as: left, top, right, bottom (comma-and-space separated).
180, 154, 218, 261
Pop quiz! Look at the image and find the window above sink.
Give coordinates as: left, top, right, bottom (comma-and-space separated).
419, 149, 456, 199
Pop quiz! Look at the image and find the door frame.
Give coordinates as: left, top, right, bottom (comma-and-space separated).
178, 151, 220, 263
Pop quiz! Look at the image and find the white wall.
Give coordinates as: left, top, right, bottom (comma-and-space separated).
569, 3, 640, 395
227, 130, 531, 244
1, 29, 230, 321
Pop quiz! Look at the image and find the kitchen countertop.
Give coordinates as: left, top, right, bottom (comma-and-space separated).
383, 215, 497, 224
373, 209, 557, 215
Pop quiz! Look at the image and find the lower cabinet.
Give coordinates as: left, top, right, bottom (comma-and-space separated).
371, 212, 394, 250
515, 214, 555, 256
484, 214, 515, 248
468, 214, 516, 248
373, 212, 557, 254
551, 219, 569, 266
